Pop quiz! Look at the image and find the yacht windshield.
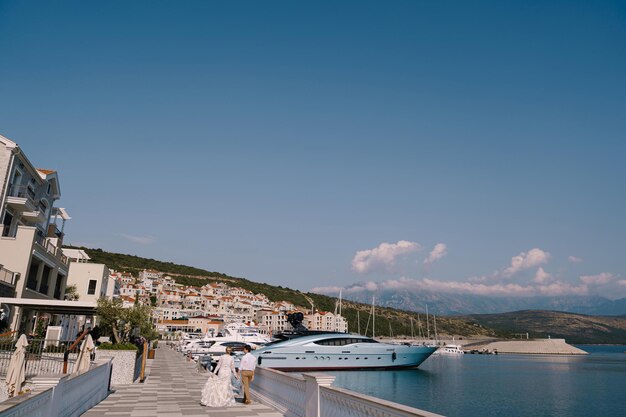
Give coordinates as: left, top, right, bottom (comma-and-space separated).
314, 337, 379, 346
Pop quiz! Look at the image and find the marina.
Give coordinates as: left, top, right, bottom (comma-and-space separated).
330, 344, 626, 417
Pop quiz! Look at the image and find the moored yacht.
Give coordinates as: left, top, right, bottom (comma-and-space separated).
252, 333, 437, 371
436, 344, 464, 355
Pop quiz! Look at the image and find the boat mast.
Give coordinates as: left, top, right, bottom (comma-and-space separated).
372, 296, 375, 339
426, 305, 430, 340
417, 313, 423, 339
410, 317, 414, 339
433, 314, 438, 342
339, 289, 342, 317
357, 310, 361, 335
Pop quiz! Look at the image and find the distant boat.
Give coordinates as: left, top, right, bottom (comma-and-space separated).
436, 344, 464, 355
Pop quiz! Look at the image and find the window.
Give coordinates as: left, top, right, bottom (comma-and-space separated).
314, 337, 379, 346
88, 280, 97, 295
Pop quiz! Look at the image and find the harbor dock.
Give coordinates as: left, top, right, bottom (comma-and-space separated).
83, 346, 284, 417
82, 346, 444, 417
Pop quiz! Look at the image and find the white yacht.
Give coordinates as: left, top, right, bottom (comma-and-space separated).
252, 333, 437, 371
218, 322, 273, 345
436, 344, 464, 355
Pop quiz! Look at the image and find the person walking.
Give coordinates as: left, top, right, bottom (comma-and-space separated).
238, 345, 257, 405
200, 346, 238, 407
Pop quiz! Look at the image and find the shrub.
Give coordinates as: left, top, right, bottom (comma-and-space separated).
97, 342, 138, 351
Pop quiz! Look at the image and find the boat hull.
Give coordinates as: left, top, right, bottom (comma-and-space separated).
254, 343, 437, 371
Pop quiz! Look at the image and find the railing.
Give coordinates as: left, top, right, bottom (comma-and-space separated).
33, 235, 69, 266
0, 338, 82, 378
251, 366, 445, 417
320, 386, 444, 417
7, 184, 36, 200
251, 367, 307, 417
0, 360, 113, 417
0, 267, 17, 287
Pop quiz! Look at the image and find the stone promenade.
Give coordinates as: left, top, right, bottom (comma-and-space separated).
83, 347, 284, 417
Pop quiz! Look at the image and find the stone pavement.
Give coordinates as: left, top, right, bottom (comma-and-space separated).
83, 346, 284, 417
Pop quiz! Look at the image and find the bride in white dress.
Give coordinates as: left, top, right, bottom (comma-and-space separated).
201, 347, 239, 407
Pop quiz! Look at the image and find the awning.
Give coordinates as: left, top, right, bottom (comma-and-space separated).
0, 297, 97, 315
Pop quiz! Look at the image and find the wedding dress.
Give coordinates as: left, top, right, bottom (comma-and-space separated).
200, 354, 237, 407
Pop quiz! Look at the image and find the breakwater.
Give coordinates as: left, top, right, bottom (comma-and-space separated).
462, 338, 587, 355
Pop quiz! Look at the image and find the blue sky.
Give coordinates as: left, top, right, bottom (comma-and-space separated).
1, 1, 625, 298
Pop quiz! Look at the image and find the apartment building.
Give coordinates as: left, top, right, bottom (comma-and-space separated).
305, 311, 348, 333
0, 135, 74, 332
62, 249, 111, 303
138, 269, 162, 293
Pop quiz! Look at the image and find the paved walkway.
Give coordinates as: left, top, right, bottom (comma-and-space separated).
83, 347, 284, 417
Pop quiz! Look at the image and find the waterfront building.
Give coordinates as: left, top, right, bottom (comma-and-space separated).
257, 309, 291, 334
305, 311, 348, 333
63, 249, 111, 303
0, 135, 75, 333
187, 315, 223, 335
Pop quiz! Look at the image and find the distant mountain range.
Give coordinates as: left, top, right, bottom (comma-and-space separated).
323, 287, 626, 316
76, 246, 625, 343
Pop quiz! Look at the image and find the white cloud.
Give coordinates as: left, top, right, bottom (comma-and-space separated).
351, 240, 421, 273
617, 280, 626, 286
580, 272, 614, 285
533, 267, 553, 284
568, 256, 583, 263
502, 248, 551, 278
310, 286, 344, 294
424, 243, 447, 264
312, 276, 589, 298
119, 233, 156, 245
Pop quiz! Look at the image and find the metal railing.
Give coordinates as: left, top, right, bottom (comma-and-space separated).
0, 337, 82, 378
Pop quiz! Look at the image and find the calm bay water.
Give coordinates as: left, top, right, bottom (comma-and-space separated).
329, 345, 626, 417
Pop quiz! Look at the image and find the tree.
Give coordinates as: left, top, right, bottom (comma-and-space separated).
64, 284, 80, 301
96, 298, 124, 343
96, 297, 159, 343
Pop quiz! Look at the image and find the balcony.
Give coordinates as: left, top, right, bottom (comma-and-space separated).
5, 184, 37, 212
0, 266, 18, 287
34, 233, 69, 268
21, 210, 46, 224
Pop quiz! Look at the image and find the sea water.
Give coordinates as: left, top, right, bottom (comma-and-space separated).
329, 345, 626, 417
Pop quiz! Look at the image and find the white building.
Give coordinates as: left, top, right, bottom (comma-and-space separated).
63, 249, 111, 303
138, 269, 162, 293
0, 135, 75, 332
305, 311, 348, 333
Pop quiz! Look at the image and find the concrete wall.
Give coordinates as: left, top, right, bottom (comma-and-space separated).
0, 360, 112, 417
0, 226, 36, 298
478, 338, 588, 355
0, 142, 13, 204
95, 350, 140, 386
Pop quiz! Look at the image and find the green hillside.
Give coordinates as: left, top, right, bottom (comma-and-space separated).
72, 247, 494, 338
75, 247, 626, 343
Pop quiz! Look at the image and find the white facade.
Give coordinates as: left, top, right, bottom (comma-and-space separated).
305, 311, 348, 333
65, 260, 110, 302
0, 135, 72, 332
